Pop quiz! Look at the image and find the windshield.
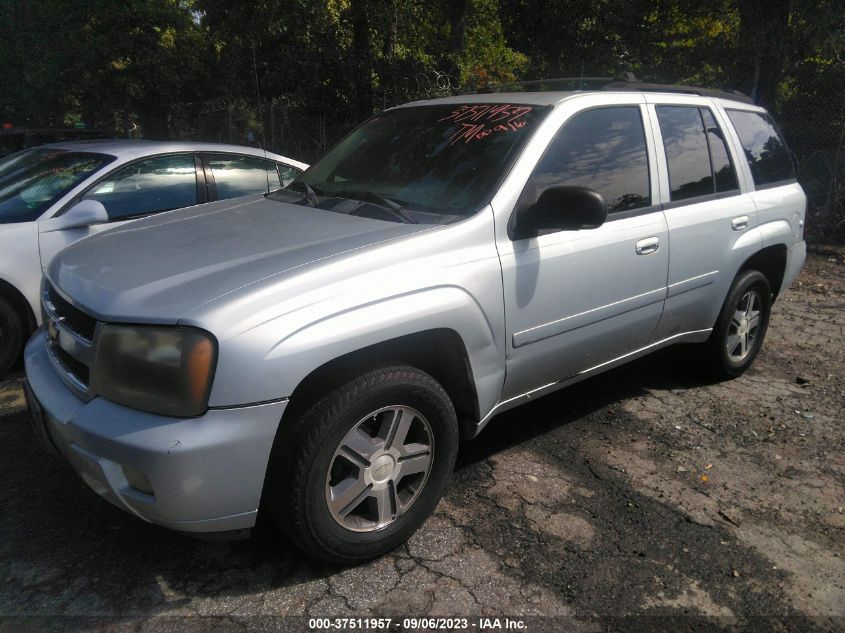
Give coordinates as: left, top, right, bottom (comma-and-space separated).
0, 149, 114, 224
0, 147, 40, 178
280, 103, 549, 221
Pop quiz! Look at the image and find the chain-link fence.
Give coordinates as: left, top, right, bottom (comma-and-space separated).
168, 68, 845, 244
168, 71, 460, 164
777, 63, 845, 244
170, 97, 349, 163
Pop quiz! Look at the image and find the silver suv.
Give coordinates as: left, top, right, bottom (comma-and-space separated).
24, 86, 806, 563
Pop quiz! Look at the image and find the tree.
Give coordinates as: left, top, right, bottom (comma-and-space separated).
735, 0, 789, 109
0, 0, 207, 136
0, 0, 91, 126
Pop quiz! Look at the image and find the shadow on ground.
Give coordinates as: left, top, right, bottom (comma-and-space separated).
0, 251, 843, 630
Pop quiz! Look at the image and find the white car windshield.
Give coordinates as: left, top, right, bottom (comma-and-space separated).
0, 149, 114, 224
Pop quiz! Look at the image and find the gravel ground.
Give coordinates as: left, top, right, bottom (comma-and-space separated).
0, 248, 843, 632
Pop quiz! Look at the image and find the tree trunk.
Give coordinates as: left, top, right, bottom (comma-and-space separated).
440, 0, 469, 82
383, 0, 397, 57
448, 0, 470, 55
736, 0, 790, 109
351, 0, 373, 121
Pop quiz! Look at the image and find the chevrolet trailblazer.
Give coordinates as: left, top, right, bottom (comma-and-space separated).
24, 83, 805, 562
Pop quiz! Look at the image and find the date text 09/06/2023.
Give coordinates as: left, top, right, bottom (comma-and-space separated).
308, 617, 527, 630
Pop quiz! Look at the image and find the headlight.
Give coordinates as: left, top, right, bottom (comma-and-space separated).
91, 325, 217, 417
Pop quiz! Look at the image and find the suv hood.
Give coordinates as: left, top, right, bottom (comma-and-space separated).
47, 195, 432, 323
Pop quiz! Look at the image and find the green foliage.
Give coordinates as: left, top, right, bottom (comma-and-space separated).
0, 0, 842, 147
498, 0, 740, 85
1, 0, 842, 240
459, 0, 528, 88
0, 0, 207, 135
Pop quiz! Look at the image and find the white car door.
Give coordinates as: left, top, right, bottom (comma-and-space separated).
0, 148, 115, 323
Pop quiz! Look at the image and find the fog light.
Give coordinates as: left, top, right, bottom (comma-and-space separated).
122, 465, 154, 496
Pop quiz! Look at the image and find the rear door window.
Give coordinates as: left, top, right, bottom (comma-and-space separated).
531, 106, 651, 213
83, 153, 198, 220
701, 109, 739, 193
657, 106, 713, 201
657, 106, 740, 201
205, 154, 282, 200
726, 110, 795, 187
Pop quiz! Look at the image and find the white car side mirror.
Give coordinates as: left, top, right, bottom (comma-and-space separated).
42, 199, 110, 232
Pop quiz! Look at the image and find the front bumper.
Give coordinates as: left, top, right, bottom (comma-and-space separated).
24, 330, 287, 534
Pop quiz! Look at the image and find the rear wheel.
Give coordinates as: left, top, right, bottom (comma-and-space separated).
0, 296, 24, 375
703, 269, 771, 378
266, 364, 458, 563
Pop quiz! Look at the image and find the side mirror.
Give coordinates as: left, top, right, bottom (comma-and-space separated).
510, 185, 607, 239
42, 199, 110, 232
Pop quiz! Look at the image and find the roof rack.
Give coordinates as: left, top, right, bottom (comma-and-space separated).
466, 74, 754, 105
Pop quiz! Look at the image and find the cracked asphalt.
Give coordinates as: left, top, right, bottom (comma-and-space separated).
1, 248, 843, 632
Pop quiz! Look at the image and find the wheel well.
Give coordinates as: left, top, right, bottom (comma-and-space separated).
0, 278, 36, 332
283, 329, 479, 433
739, 245, 787, 300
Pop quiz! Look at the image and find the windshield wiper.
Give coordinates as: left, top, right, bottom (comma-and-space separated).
304, 183, 320, 207
328, 190, 418, 224
284, 180, 322, 206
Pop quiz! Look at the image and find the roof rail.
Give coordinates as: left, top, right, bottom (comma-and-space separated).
465, 74, 754, 105
602, 79, 754, 104
464, 76, 616, 94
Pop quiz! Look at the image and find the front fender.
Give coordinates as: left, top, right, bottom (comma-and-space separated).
207, 285, 505, 418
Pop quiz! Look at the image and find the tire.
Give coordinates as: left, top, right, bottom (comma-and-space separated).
265, 364, 459, 563
0, 296, 24, 376
702, 269, 771, 379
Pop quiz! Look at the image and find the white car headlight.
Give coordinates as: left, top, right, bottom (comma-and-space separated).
91, 325, 217, 417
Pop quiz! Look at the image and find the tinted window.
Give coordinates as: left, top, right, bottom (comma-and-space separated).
84, 154, 198, 220
207, 154, 284, 200
289, 103, 549, 218
726, 110, 794, 186
0, 150, 113, 224
0, 148, 39, 178
657, 106, 714, 201
531, 106, 650, 213
701, 109, 738, 193
277, 163, 300, 187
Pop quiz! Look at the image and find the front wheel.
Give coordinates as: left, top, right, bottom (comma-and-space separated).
703, 269, 772, 379
266, 364, 459, 563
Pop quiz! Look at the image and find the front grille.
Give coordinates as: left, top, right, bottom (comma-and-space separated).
53, 345, 90, 386
47, 284, 97, 341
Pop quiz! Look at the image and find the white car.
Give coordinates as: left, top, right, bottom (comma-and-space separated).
0, 140, 307, 373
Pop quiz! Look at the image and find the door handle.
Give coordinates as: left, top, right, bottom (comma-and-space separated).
635, 237, 660, 255
731, 216, 749, 231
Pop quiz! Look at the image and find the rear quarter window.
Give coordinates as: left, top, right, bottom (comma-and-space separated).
726, 110, 795, 188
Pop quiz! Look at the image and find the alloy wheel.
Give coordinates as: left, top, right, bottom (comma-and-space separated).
726, 289, 762, 363
325, 405, 434, 532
